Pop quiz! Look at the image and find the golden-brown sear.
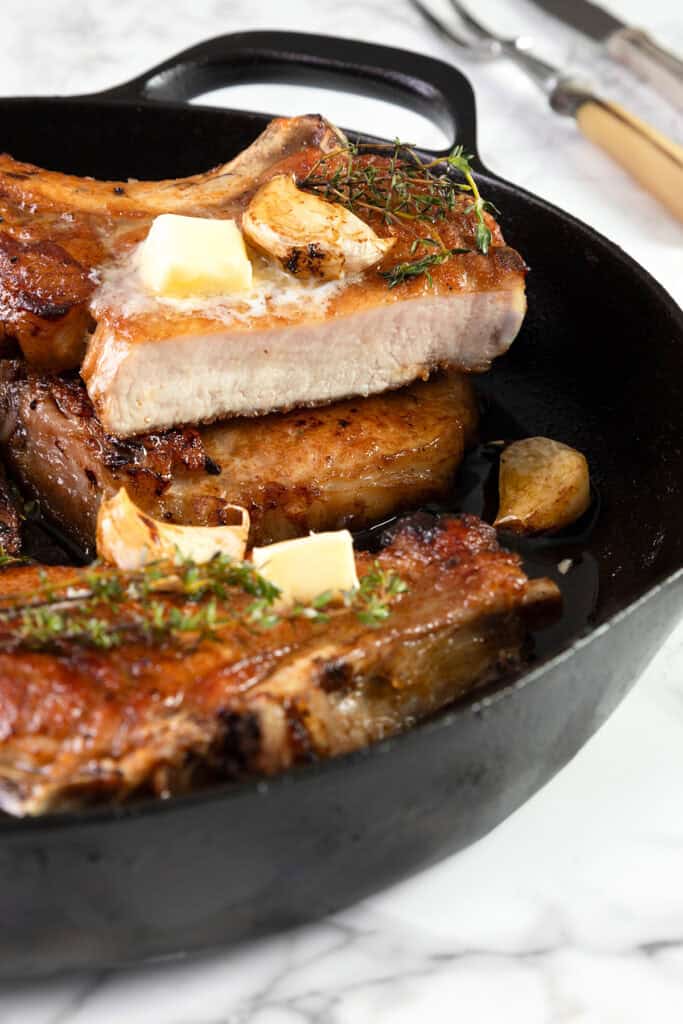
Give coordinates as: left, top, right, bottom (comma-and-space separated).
0, 233, 95, 371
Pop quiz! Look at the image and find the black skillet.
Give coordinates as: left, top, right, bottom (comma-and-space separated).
0, 32, 681, 977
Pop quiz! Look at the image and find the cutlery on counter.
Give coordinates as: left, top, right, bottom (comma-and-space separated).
411, 0, 683, 221
529, 0, 683, 112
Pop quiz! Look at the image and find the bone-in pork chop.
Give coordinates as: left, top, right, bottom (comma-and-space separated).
0, 514, 559, 816
0, 116, 526, 436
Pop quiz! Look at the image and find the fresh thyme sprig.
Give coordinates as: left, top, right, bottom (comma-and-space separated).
350, 561, 409, 627
290, 590, 335, 625
0, 552, 281, 652
0, 548, 27, 569
299, 138, 497, 284
0, 551, 408, 652
445, 145, 499, 256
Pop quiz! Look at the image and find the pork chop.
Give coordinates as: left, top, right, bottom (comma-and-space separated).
0, 361, 478, 556
0, 116, 526, 436
0, 514, 559, 816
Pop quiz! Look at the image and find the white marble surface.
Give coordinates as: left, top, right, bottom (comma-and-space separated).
0, 0, 681, 1019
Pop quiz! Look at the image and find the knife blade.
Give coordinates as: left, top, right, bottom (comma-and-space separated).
530, 0, 621, 42
530, 0, 683, 110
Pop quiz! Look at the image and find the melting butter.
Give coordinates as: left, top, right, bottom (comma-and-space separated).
251, 531, 359, 606
92, 242, 359, 325
138, 214, 253, 298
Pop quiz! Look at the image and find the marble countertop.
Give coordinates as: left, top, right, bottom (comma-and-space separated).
0, 0, 681, 1019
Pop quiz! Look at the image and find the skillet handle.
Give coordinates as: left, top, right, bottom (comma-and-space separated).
94, 30, 478, 159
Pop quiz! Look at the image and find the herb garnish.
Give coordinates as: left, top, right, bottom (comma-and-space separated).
300, 138, 498, 285
445, 146, 498, 256
0, 553, 276, 653
352, 562, 409, 627
0, 550, 408, 653
381, 237, 471, 289
0, 549, 27, 569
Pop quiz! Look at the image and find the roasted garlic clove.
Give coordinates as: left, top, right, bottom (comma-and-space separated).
494, 437, 591, 536
96, 488, 249, 570
242, 174, 395, 280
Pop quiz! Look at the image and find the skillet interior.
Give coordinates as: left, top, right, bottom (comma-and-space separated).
0, 32, 680, 976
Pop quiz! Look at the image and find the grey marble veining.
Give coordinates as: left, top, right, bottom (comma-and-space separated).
0, 1, 680, 1020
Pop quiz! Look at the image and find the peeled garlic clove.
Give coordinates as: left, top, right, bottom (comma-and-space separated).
494, 437, 590, 536
242, 174, 395, 280
96, 488, 249, 570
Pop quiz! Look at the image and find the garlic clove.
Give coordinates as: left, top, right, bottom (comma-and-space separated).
242, 174, 395, 280
96, 488, 249, 570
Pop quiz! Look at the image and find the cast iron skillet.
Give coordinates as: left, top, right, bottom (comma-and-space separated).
0, 32, 681, 977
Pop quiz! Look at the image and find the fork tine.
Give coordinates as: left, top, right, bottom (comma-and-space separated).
448, 0, 502, 44
409, 0, 473, 50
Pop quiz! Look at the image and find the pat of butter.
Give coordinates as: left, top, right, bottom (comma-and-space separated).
251, 531, 359, 605
138, 214, 252, 298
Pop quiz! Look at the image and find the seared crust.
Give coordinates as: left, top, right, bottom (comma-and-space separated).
0, 233, 95, 370
0, 361, 478, 554
0, 515, 559, 815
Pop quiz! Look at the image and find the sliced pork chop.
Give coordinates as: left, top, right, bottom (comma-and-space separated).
0, 116, 526, 436
0, 361, 478, 556
84, 252, 524, 437
0, 514, 559, 816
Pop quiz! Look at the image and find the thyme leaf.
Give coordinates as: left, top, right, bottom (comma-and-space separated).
381, 240, 470, 289
0, 547, 27, 569
446, 145, 497, 256
349, 561, 409, 628
0, 540, 29, 573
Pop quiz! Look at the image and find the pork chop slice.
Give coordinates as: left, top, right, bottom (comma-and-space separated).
0, 514, 559, 815
0, 360, 478, 556
0, 116, 526, 436
83, 254, 524, 436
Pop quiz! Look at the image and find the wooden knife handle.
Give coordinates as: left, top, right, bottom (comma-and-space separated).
575, 98, 683, 221
606, 28, 683, 112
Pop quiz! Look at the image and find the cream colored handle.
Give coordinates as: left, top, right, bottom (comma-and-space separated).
575, 99, 683, 221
